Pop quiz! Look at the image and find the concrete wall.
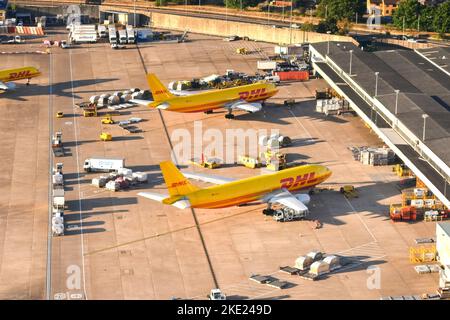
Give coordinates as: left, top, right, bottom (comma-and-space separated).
149, 11, 355, 45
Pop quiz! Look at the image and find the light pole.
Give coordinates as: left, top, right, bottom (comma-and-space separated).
422, 114, 428, 141
134, 0, 136, 28
325, 5, 328, 19
326, 30, 331, 55
267, 2, 270, 26
374, 72, 379, 97
349, 49, 353, 76
394, 89, 400, 114
289, 1, 293, 45
402, 16, 405, 39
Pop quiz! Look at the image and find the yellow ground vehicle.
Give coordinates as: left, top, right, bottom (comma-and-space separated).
393, 164, 412, 177
56, 111, 64, 118
83, 106, 97, 117
100, 132, 112, 141
236, 47, 247, 55
238, 155, 263, 169
340, 185, 358, 198
101, 116, 114, 124
263, 150, 286, 171
190, 156, 222, 169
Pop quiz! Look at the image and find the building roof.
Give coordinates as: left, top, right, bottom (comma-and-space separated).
417, 47, 450, 74
437, 222, 450, 237
311, 41, 450, 166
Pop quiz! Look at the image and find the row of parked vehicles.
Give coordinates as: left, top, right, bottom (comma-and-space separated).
67, 23, 135, 46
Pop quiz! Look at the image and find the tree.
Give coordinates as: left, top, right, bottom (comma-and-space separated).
300, 22, 316, 32
432, 1, 450, 35
418, 5, 435, 32
392, 0, 421, 30
316, 0, 365, 22
225, 0, 261, 9
316, 17, 339, 34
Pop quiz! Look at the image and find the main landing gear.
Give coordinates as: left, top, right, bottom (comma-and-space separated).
225, 109, 235, 119
204, 110, 213, 114
26, 78, 31, 86
262, 204, 275, 216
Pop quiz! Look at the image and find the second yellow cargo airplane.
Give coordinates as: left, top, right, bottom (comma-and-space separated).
134, 74, 279, 119
0, 66, 41, 92
138, 161, 332, 214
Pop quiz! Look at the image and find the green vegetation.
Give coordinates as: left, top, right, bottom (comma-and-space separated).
392, 0, 450, 34
316, 0, 365, 21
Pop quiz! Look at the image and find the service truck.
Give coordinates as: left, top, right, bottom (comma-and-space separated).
118, 29, 127, 44
83, 157, 124, 172
109, 27, 117, 44
126, 25, 135, 43
98, 25, 107, 38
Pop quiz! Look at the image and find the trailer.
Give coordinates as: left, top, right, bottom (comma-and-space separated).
83, 157, 125, 173
52, 132, 64, 157
257, 60, 277, 71
70, 32, 97, 44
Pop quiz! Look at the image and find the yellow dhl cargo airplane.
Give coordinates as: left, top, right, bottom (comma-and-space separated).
138, 161, 332, 214
133, 74, 279, 119
0, 66, 41, 91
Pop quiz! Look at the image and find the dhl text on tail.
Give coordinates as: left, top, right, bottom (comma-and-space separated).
0, 66, 41, 91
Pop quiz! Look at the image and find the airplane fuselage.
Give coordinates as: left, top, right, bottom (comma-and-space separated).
185, 164, 332, 208
153, 82, 278, 113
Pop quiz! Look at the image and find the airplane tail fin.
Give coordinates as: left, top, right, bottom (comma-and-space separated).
160, 161, 199, 197
146, 73, 175, 102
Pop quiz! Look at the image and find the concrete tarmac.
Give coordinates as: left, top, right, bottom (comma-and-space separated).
0, 30, 439, 300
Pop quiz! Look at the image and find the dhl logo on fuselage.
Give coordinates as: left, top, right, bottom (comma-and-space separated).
280, 172, 316, 189
238, 88, 266, 100
155, 89, 169, 95
8, 70, 32, 80
169, 180, 188, 188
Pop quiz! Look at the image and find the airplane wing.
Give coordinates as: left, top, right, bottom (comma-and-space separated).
226, 100, 263, 113
263, 190, 310, 213
137, 192, 191, 209
182, 172, 236, 185
129, 99, 153, 106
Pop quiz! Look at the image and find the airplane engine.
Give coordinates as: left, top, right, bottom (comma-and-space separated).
295, 194, 311, 205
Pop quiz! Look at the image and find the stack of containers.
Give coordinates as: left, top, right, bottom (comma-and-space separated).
92, 168, 148, 191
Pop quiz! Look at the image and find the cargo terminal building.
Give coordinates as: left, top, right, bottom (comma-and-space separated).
308, 42, 450, 208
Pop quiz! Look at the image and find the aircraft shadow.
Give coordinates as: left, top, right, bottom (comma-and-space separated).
3, 78, 118, 101
308, 179, 402, 226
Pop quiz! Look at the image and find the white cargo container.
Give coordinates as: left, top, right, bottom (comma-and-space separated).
83, 157, 124, 172
52, 223, 64, 236
71, 32, 97, 43
106, 180, 119, 191
257, 60, 277, 70
52, 173, 64, 186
